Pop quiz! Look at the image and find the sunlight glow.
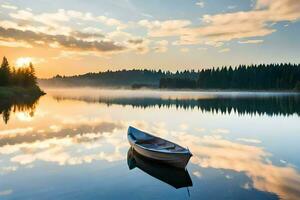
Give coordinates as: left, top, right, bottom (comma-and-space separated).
15, 57, 32, 68
16, 112, 33, 122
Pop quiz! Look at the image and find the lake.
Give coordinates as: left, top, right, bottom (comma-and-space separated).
1, 88, 300, 200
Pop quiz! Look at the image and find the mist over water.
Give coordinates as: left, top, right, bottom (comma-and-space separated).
0, 88, 300, 200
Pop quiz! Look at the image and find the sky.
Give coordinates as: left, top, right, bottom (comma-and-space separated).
0, 0, 299, 78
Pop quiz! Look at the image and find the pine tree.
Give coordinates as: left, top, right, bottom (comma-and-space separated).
28, 62, 37, 86
0, 57, 11, 86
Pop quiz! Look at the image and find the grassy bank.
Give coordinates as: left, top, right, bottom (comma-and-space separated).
0, 86, 45, 100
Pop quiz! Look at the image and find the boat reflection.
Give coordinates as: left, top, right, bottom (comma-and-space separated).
127, 148, 193, 189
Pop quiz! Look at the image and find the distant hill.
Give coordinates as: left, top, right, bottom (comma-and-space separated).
38, 69, 199, 88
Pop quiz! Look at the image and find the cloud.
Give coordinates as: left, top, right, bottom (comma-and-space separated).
0, 189, 13, 196
238, 39, 264, 44
227, 5, 237, 10
0, 27, 126, 53
138, 19, 191, 37
71, 31, 104, 40
153, 40, 168, 53
0, 39, 32, 48
127, 38, 144, 44
9, 9, 127, 30
195, 1, 205, 8
0, 8, 140, 55
140, 0, 300, 46
0, 127, 33, 136
211, 128, 230, 134
1, 4, 17, 10
237, 138, 262, 144
97, 15, 127, 30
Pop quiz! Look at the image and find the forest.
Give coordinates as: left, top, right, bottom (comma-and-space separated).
0, 57, 44, 99
39, 69, 199, 88
0, 57, 37, 87
160, 63, 300, 91
39, 63, 300, 91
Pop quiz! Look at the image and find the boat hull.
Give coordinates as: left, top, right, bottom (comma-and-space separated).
128, 134, 192, 169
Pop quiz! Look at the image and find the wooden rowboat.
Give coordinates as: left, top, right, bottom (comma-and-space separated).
127, 126, 192, 169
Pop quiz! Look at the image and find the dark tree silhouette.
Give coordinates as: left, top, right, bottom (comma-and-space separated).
0, 57, 38, 88
0, 57, 11, 86
41, 63, 299, 91
160, 63, 300, 90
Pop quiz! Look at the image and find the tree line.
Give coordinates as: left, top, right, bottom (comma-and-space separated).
40, 63, 300, 90
160, 63, 300, 91
39, 69, 200, 88
0, 57, 37, 87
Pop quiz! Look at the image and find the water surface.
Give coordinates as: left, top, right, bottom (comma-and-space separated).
1, 88, 300, 200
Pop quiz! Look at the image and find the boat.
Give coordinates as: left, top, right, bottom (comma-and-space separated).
127, 126, 192, 169
127, 148, 193, 189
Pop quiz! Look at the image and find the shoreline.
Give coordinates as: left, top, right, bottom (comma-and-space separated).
0, 86, 46, 100
40, 86, 300, 94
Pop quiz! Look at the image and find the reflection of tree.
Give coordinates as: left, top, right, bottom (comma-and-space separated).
54, 95, 300, 116
0, 96, 40, 124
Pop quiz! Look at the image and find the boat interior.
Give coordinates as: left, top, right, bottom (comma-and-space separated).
129, 131, 186, 152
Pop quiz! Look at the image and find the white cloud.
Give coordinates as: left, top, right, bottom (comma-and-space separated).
0, 127, 33, 136
237, 138, 262, 144
238, 39, 264, 44
0, 39, 32, 48
138, 19, 191, 37
193, 171, 203, 178
0, 189, 13, 196
227, 5, 237, 10
195, 1, 205, 8
1, 4, 17, 10
140, 0, 300, 47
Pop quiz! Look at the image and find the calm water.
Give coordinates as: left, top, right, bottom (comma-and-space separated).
1, 88, 300, 200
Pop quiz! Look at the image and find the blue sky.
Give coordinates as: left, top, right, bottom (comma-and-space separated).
0, 0, 299, 77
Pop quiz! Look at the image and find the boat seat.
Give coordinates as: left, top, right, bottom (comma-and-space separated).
136, 139, 154, 144
156, 143, 176, 150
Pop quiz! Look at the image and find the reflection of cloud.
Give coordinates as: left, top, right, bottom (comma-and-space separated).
175, 133, 300, 200
0, 127, 33, 136
0, 166, 18, 175
16, 112, 33, 122
0, 118, 132, 169
193, 171, 203, 178
0, 189, 13, 196
0, 120, 125, 147
9, 131, 128, 166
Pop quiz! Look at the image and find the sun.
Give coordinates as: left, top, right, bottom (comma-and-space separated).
15, 57, 32, 68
